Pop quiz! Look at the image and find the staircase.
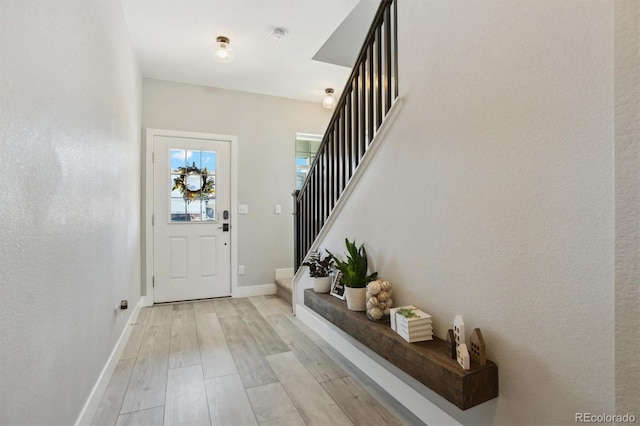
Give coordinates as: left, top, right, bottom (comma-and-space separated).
279, 0, 399, 305
293, 0, 399, 270
273, 268, 294, 304
275, 277, 293, 304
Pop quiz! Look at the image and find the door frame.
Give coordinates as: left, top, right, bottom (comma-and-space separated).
143, 128, 238, 306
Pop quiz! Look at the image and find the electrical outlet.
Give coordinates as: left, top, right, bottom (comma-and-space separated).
238, 265, 245, 275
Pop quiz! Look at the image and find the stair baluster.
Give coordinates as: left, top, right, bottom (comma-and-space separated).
294, 0, 399, 270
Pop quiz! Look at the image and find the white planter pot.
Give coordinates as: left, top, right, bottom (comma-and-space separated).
312, 276, 331, 293
345, 287, 367, 311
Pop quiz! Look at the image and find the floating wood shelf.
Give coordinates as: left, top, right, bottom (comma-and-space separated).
304, 289, 498, 410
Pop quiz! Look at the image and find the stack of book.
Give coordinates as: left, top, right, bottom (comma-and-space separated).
390, 305, 433, 343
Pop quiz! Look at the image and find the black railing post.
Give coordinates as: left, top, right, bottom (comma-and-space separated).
292, 189, 301, 270
384, 5, 392, 113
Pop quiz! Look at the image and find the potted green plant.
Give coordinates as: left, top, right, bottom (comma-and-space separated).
327, 238, 378, 311
302, 251, 334, 293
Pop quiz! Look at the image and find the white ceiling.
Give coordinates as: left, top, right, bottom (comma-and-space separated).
120, 0, 380, 103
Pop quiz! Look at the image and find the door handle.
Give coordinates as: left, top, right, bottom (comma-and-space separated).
218, 223, 229, 232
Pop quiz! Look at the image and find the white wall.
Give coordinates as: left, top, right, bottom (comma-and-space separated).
0, 1, 141, 424
614, 0, 640, 416
142, 79, 331, 288
307, 1, 637, 424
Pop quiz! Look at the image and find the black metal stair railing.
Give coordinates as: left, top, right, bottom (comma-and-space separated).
293, 0, 399, 270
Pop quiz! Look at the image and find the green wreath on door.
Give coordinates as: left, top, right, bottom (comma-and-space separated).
172, 162, 215, 202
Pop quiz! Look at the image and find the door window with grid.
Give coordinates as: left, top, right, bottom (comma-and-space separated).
170, 149, 217, 222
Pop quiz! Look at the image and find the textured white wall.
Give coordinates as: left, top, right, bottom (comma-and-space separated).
313, 1, 626, 424
614, 0, 640, 416
141, 78, 331, 287
0, 1, 141, 424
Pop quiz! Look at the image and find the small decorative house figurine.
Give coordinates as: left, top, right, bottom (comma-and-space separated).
457, 343, 470, 370
446, 329, 456, 359
453, 315, 465, 347
469, 328, 486, 366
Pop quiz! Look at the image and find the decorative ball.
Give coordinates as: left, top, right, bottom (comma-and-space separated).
378, 291, 389, 302
367, 280, 382, 295
378, 302, 386, 311
381, 280, 392, 291
366, 299, 380, 310
386, 298, 393, 308
369, 307, 383, 320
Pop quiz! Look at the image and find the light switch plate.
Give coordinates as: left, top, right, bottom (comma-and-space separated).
238, 204, 248, 214
275, 204, 281, 214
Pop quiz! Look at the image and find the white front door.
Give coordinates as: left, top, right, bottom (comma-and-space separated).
152, 134, 231, 302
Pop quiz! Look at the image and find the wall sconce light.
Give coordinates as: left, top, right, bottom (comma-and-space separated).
213, 36, 235, 63
322, 88, 336, 109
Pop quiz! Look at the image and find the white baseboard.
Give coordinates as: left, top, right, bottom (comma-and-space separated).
140, 295, 153, 307
233, 283, 276, 298
75, 297, 144, 426
296, 304, 462, 426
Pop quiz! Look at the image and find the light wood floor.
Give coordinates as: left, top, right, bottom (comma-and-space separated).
92, 295, 424, 426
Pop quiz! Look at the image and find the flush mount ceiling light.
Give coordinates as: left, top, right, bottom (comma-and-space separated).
213, 36, 235, 63
322, 88, 336, 109
270, 28, 287, 42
